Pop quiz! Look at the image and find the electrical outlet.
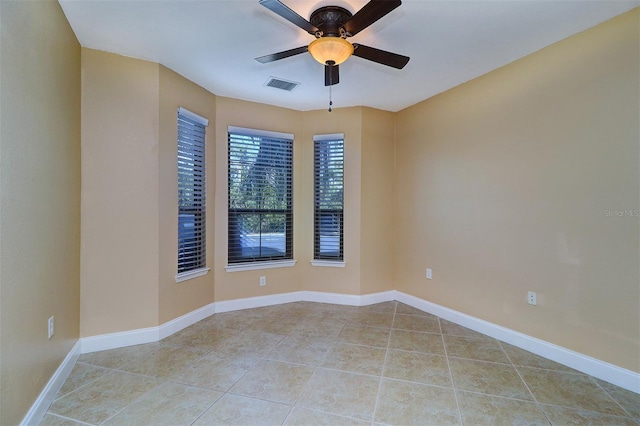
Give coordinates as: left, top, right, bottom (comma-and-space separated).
260, 276, 266, 287
426, 268, 432, 280
527, 291, 537, 306
48, 316, 54, 339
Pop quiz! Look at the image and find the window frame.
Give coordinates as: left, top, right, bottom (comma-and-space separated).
176, 107, 209, 282
227, 126, 294, 267
313, 133, 344, 263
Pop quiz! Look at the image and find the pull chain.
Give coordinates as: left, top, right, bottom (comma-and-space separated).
327, 60, 334, 112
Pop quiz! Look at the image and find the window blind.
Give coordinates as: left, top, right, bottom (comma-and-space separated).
228, 130, 293, 264
314, 136, 344, 260
178, 110, 207, 273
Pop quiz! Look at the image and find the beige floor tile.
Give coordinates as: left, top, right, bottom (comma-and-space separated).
210, 311, 259, 330
336, 325, 390, 348
248, 314, 300, 335
392, 313, 440, 333
349, 311, 394, 328
78, 342, 159, 369
457, 391, 549, 425
45, 302, 635, 426
103, 381, 222, 425
440, 319, 491, 340
290, 318, 346, 339
229, 360, 315, 404
241, 305, 276, 316
48, 371, 161, 424
374, 378, 460, 425
449, 358, 533, 400
118, 345, 207, 378
284, 407, 370, 425
518, 367, 627, 416
161, 324, 239, 350
209, 330, 284, 357
595, 379, 640, 419
444, 335, 510, 363
541, 404, 639, 426
40, 414, 86, 425
264, 335, 334, 366
194, 393, 291, 426
55, 362, 110, 399
297, 368, 380, 421
170, 352, 257, 391
269, 302, 315, 320
500, 342, 576, 372
383, 350, 452, 387
356, 301, 397, 314
306, 305, 356, 322
322, 342, 386, 375
388, 329, 445, 355
395, 303, 437, 317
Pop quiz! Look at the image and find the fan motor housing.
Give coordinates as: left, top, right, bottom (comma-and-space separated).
310, 6, 353, 37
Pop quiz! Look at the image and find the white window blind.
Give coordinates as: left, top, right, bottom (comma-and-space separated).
314, 134, 344, 260
178, 108, 207, 274
228, 128, 293, 264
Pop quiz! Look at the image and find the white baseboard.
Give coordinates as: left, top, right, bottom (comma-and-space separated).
393, 290, 640, 394
159, 302, 216, 340
81, 302, 217, 354
301, 290, 395, 306
80, 326, 160, 354
76, 288, 638, 394
20, 341, 81, 426
214, 290, 396, 312
214, 291, 302, 313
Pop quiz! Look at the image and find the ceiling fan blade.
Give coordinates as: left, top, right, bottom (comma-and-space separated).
259, 0, 318, 34
344, 0, 402, 36
255, 46, 308, 63
325, 63, 340, 86
352, 43, 409, 69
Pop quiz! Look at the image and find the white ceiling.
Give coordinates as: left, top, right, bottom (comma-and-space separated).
58, 0, 638, 112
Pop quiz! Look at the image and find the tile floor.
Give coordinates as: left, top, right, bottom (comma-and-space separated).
42, 301, 639, 425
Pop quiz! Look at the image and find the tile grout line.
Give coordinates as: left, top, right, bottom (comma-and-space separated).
187, 392, 224, 426
190, 307, 320, 426
47, 301, 639, 425
42, 412, 95, 426
49, 362, 112, 403
439, 317, 464, 425
535, 401, 640, 421
274, 307, 343, 424
371, 302, 397, 425
589, 376, 638, 420
279, 305, 361, 425
95, 378, 168, 425
497, 340, 552, 426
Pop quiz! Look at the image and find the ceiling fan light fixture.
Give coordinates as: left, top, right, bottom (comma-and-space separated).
308, 37, 354, 65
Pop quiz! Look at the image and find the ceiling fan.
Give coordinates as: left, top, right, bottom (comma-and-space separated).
256, 0, 410, 86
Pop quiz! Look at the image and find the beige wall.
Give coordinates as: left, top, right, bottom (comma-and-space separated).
360, 108, 396, 295
213, 100, 395, 299
158, 66, 216, 324
0, 1, 81, 424
395, 9, 640, 372
214, 97, 304, 301
81, 52, 219, 334
81, 49, 161, 336
301, 108, 363, 295
5, 4, 637, 422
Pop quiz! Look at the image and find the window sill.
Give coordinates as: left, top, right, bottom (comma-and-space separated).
175, 267, 210, 283
311, 260, 346, 268
225, 260, 297, 272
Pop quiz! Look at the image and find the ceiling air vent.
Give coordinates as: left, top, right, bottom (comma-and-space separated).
265, 77, 299, 92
